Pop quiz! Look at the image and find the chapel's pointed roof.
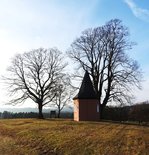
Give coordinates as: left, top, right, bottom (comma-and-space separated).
73, 71, 97, 100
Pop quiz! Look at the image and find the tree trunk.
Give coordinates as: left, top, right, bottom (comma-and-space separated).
100, 104, 105, 119
57, 109, 61, 118
38, 104, 44, 119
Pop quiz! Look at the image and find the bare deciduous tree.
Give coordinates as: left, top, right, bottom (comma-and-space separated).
4, 48, 67, 119
51, 76, 72, 118
68, 19, 142, 118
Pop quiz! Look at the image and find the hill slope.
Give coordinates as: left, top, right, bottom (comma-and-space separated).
0, 119, 148, 155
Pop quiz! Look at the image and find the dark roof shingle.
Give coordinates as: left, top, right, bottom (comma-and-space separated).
73, 71, 97, 100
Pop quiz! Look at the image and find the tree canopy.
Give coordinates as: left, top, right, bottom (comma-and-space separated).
68, 19, 142, 118
4, 48, 67, 118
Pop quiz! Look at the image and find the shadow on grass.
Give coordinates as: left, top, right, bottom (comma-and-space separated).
100, 119, 149, 127
34, 117, 149, 127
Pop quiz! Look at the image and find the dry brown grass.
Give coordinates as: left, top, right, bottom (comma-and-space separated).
0, 119, 148, 155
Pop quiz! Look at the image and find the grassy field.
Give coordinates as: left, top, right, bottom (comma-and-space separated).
0, 119, 148, 155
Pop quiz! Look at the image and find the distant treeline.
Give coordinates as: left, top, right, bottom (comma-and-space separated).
0, 111, 73, 119
1, 102, 149, 123
103, 101, 149, 123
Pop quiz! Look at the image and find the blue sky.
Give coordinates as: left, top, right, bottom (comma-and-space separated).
0, 0, 149, 108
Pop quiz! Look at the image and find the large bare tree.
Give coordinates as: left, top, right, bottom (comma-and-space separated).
4, 48, 67, 118
68, 19, 142, 118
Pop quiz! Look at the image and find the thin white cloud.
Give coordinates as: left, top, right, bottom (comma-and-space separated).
124, 0, 149, 22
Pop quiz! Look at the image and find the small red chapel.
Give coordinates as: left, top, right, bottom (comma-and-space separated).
73, 71, 100, 121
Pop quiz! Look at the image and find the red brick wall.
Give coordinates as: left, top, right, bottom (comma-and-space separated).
74, 100, 79, 121
74, 99, 100, 121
